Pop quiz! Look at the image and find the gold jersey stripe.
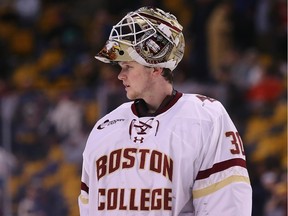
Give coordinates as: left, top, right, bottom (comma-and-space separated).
79, 195, 89, 204
192, 175, 250, 199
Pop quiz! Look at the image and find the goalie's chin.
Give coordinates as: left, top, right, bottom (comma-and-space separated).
125, 91, 138, 101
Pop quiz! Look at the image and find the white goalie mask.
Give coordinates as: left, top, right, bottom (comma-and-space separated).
95, 7, 185, 71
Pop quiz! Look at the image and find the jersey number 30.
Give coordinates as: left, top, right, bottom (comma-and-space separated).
225, 131, 245, 156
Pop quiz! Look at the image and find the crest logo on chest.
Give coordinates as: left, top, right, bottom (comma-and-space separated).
129, 118, 159, 143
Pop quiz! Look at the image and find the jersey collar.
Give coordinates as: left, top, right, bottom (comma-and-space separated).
131, 90, 183, 117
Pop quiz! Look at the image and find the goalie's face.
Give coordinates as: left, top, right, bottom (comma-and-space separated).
118, 61, 156, 100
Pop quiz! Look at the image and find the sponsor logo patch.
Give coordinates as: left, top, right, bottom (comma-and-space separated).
97, 119, 125, 130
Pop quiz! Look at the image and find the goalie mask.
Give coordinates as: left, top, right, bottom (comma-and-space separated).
95, 7, 185, 71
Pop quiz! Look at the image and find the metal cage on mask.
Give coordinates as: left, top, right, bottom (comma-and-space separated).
95, 7, 185, 71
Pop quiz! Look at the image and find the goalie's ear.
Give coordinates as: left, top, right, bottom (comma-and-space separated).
151, 67, 164, 76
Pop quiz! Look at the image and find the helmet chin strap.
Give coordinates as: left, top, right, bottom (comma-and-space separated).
127, 47, 177, 71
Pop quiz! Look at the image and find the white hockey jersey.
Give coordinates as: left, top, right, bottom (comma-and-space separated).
79, 92, 252, 216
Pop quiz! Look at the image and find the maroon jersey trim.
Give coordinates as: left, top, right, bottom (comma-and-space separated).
195, 158, 247, 180
81, 182, 89, 194
131, 90, 183, 117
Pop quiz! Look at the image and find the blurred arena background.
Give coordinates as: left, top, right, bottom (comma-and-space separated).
0, 0, 286, 215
